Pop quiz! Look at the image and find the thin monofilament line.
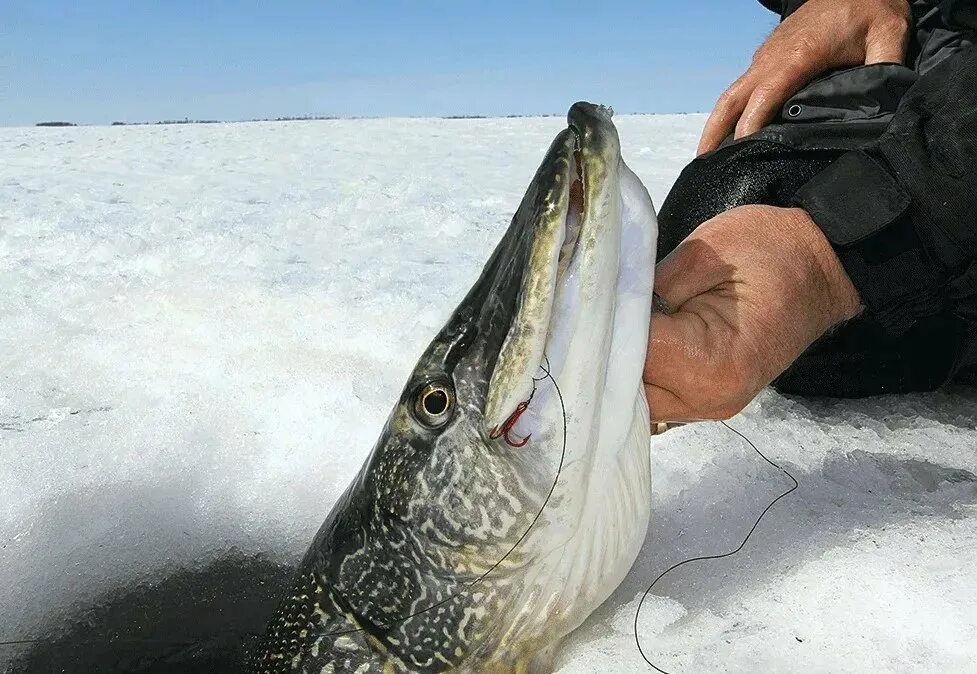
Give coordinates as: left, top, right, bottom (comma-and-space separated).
634, 420, 799, 674
313, 357, 568, 639
0, 359, 569, 653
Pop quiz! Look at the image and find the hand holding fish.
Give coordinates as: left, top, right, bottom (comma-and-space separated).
644, 204, 862, 423
697, 0, 910, 155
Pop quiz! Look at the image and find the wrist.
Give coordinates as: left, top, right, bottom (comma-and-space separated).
786, 206, 863, 327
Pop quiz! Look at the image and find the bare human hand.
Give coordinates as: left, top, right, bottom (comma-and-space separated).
644, 205, 862, 422
697, 0, 911, 155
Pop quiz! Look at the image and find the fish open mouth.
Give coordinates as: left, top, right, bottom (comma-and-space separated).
556, 142, 585, 283
484, 104, 622, 431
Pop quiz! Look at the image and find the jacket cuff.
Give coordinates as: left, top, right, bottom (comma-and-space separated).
782, 0, 810, 17
757, 0, 783, 14
794, 151, 948, 333
756, 0, 810, 18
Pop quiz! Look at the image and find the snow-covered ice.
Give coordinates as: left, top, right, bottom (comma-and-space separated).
1, 115, 976, 673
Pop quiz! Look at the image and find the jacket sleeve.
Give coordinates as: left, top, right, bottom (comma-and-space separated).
793, 43, 977, 349
756, 0, 810, 18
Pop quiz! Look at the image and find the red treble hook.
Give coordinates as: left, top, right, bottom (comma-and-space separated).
489, 400, 532, 447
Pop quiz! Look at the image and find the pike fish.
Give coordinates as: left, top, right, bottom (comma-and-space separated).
248, 101, 659, 673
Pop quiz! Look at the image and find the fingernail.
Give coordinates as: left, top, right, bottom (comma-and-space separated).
651, 422, 672, 435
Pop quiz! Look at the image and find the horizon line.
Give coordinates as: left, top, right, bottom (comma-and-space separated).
7, 110, 708, 130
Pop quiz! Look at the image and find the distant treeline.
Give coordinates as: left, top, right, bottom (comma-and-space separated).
111, 117, 221, 126
254, 115, 341, 122
442, 113, 564, 119
34, 111, 684, 128
107, 115, 341, 126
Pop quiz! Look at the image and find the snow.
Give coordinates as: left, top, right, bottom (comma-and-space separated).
1, 115, 976, 673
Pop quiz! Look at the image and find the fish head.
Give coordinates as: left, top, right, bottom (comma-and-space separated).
362, 102, 657, 528
359, 100, 657, 650
251, 102, 658, 673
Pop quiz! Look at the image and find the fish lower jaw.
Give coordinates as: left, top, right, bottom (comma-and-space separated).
478, 158, 658, 670
474, 395, 652, 673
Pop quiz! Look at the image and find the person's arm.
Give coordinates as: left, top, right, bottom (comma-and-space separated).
644, 43, 977, 422
699, 0, 911, 155
794, 42, 977, 338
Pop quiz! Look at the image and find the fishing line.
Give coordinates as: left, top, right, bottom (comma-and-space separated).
0, 356, 569, 655
634, 420, 799, 674
315, 354, 567, 638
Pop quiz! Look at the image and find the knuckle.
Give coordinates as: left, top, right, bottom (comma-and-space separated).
751, 48, 778, 71
879, 1, 911, 28
783, 48, 811, 72
873, 14, 910, 41
783, 30, 821, 66
751, 80, 781, 100
716, 84, 743, 109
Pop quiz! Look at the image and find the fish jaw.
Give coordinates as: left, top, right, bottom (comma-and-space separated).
482, 130, 577, 430
473, 102, 658, 658
486, 101, 658, 500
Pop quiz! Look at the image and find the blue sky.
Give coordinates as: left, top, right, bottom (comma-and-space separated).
2, 1, 775, 126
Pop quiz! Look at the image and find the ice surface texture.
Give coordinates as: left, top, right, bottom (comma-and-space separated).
1, 116, 976, 672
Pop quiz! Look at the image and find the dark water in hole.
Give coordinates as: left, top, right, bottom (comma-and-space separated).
6, 551, 295, 674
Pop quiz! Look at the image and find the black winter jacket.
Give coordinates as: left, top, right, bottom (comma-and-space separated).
658, 0, 976, 396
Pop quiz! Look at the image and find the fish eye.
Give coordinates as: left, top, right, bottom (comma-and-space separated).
413, 381, 455, 428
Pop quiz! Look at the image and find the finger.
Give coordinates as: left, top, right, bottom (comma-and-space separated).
697, 76, 752, 156
644, 313, 697, 385
864, 20, 909, 65
645, 383, 693, 423
644, 306, 700, 422
644, 312, 711, 416
734, 74, 806, 139
646, 384, 744, 423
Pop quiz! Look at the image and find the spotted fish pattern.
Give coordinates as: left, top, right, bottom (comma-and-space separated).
247, 102, 656, 673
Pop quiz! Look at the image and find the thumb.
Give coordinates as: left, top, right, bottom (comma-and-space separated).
645, 313, 692, 422
644, 310, 708, 421
654, 234, 729, 310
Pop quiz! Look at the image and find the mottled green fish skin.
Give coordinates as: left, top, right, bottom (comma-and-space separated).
247, 102, 623, 674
